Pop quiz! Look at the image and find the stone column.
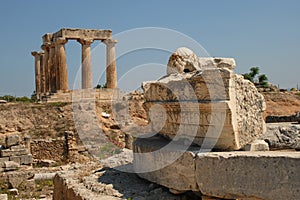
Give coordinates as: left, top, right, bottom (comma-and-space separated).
103, 39, 118, 89
78, 38, 94, 89
55, 37, 69, 92
39, 53, 46, 94
49, 43, 56, 93
41, 43, 51, 94
31, 51, 42, 98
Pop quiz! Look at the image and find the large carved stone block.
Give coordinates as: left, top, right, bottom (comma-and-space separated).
142, 66, 266, 150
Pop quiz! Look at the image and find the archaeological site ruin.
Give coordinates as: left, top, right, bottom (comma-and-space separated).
0, 29, 293, 200
31, 28, 117, 100
133, 47, 300, 200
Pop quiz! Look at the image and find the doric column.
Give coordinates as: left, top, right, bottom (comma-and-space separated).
103, 39, 118, 89
41, 43, 51, 94
77, 38, 94, 89
39, 53, 46, 94
31, 51, 43, 97
49, 43, 56, 93
55, 37, 68, 92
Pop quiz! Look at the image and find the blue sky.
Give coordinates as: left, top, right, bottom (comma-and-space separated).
0, 0, 299, 96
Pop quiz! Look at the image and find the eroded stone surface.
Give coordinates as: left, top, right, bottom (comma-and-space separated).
261, 123, 300, 150
133, 137, 300, 200
133, 136, 198, 192
167, 47, 201, 75
195, 151, 300, 200
142, 67, 266, 150
199, 57, 236, 70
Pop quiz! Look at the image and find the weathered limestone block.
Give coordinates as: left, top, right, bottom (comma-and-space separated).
5, 133, 20, 148
195, 152, 300, 200
7, 171, 34, 189
0, 194, 7, 200
133, 136, 198, 192
167, 47, 201, 75
3, 161, 19, 172
53, 28, 112, 40
199, 57, 236, 70
261, 124, 300, 150
0, 148, 29, 157
142, 67, 266, 150
9, 154, 33, 165
244, 140, 269, 151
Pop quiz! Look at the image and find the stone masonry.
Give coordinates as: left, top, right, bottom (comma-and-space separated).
142, 48, 266, 150
0, 133, 32, 170
31, 28, 118, 100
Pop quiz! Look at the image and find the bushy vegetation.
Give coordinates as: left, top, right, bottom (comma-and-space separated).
242, 67, 268, 88
0, 95, 33, 102
95, 83, 107, 89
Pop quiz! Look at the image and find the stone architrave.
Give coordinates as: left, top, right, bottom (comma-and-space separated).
103, 39, 117, 89
55, 37, 68, 92
31, 51, 42, 97
78, 38, 94, 89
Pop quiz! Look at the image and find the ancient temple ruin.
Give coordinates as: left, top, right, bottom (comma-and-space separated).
31, 28, 117, 99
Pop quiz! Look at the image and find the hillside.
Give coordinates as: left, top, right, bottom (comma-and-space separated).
263, 92, 300, 116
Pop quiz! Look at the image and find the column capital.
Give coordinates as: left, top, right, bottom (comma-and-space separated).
54, 37, 68, 45
31, 51, 44, 57
41, 42, 51, 50
103, 39, 118, 46
77, 38, 94, 45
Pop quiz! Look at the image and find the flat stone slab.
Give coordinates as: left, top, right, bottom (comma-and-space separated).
196, 151, 300, 200
133, 137, 300, 200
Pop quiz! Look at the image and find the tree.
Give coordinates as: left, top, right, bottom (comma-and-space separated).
242, 67, 268, 88
258, 74, 268, 88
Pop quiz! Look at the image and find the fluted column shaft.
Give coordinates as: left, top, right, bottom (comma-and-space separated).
55, 38, 68, 92
49, 43, 56, 93
31, 51, 43, 96
103, 39, 118, 89
39, 53, 46, 94
41, 43, 51, 93
78, 38, 94, 89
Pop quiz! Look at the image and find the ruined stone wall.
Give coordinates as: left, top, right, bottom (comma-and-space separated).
30, 139, 66, 162
233, 73, 266, 147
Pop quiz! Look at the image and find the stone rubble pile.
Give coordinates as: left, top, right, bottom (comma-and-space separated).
0, 133, 32, 170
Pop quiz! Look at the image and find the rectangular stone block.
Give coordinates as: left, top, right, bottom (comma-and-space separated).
9, 154, 32, 165
0, 157, 9, 163
0, 194, 8, 200
3, 161, 19, 172
53, 28, 112, 40
133, 136, 199, 192
5, 134, 20, 148
143, 68, 232, 102
195, 152, 300, 200
142, 67, 266, 150
1, 148, 29, 157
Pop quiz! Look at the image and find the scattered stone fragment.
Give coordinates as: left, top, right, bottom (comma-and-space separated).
244, 140, 269, 151
5, 133, 20, 148
261, 124, 300, 150
8, 188, 18, 196
3, 161, 19, 172
0, 194, 8, 200
167, 47, 201, 75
